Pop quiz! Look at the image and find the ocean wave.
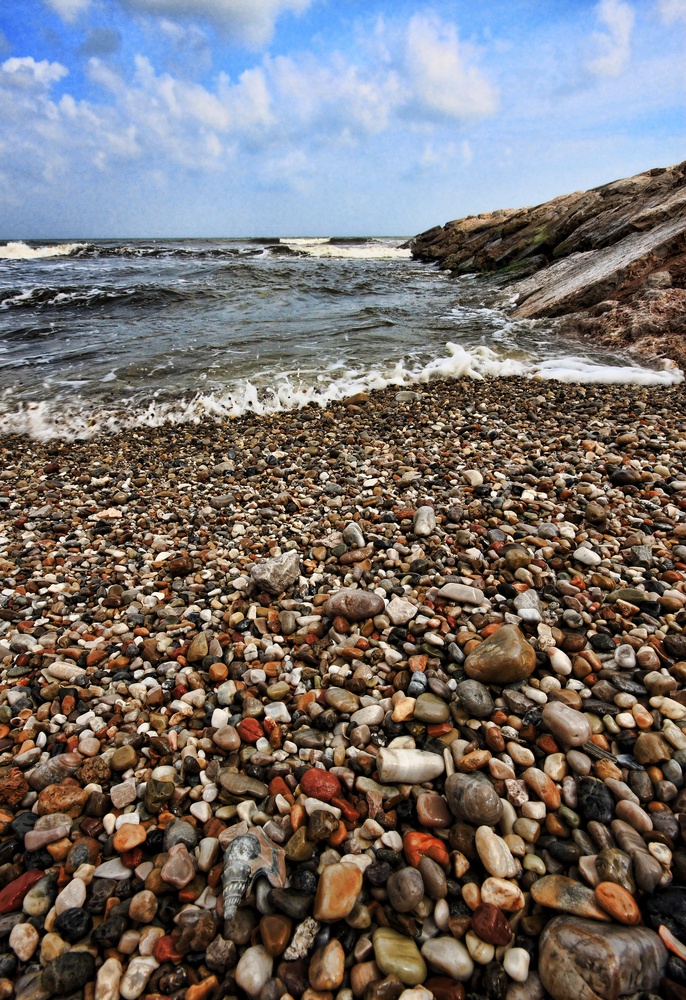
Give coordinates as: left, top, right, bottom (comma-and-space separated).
0, 241, 86, 260
0, 283, 214, 311
0, 342, 681, 441
279, 237, 411, 260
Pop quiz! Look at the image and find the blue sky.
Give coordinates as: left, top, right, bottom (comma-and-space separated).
0, 0, 684, 236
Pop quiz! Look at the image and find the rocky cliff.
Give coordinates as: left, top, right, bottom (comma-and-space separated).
411, 161, 686, 367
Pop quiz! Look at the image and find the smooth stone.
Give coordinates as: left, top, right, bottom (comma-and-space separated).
22, 875, 58, 916
437, 584, 485, 606
475, 826, 518, 878
421, 936, 473, 982
464, 625, 536, 685
119, 956, 157, 1000
594, 848, 635, 893
9, 922, 40, 961
377, 748, 445, 784
538, 916, 667, 1000
445, 772, 503, 826
418, 856, 447, 899
471, 903, 512, 946
42, 951, 96, 995
309, 939, 345, 991
322, 589, 385, 621
503, 948, 530, 984
374, 927, 427, 985
235, 945, 274, 998
530, 876, 611, 921
250, 551, 300, 594
111, 745, 138, 771
163, 818, 198, 850
95, 958, 123, 1000
414, 506, 436, 537
94, 857, 133, 879
219, 772, 269, 800
324, 686, 360, 713
386, 868, 425, 912
416, 793, 452, 829
413, 693, 450, 724
54, 878, 86, 915
314, 863, 363, 921
542, 702, 591, 747
594, 882, 641, 925
456, 680, 494, 719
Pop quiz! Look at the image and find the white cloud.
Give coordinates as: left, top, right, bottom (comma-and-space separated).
44, 0, 91, 23
405, 13, 497, 119
657, 0, 686, 21
1, 56, 68, 88
587, 0, 635, 77
119, 0, 314, 47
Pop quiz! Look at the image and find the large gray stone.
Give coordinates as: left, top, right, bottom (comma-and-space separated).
538, 916, 667, 1000
250, 551, 301, 594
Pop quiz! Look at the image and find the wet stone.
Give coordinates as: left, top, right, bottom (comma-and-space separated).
53, 907, 93, 944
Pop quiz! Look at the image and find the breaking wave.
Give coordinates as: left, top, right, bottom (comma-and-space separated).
0, 241, 86, 260
0, 342, 681, 442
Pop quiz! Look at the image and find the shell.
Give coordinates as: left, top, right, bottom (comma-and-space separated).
220, 822, 287, 925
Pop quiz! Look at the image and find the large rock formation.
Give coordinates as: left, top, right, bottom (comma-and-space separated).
410, 160, 686, 366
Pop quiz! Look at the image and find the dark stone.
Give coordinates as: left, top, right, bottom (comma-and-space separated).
42, 952, 96, 995
91, 914, 127, 948
642, 887, 686, 943
54, 907, 94, 944
578, 777, 614, 824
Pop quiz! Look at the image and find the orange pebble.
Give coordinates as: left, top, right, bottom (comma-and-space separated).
403, 831, 450, 869
594, 882, 641, 925
327, 821, 348, 847
290, 803, 307, 831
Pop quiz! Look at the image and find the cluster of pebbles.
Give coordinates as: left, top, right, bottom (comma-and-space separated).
0, 376, 686, 1000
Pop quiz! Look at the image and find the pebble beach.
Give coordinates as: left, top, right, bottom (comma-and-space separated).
1, 374, 686, 1000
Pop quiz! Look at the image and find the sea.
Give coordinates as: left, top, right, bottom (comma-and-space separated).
0, 236, 682, 441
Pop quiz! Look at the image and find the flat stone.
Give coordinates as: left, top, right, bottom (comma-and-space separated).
538, 916, 667, 1000
322, 589, 385, 621
219, 772, 268, 800
374, 927, 427, 985
594, 882, 641, 924
464, 625, 536, 685
437, 584, 486, 605
386, 597, 419, 625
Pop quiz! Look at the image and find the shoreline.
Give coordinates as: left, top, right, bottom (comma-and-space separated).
1, 376, 686, 998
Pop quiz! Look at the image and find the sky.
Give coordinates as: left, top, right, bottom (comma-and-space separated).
0, 0, 685, 237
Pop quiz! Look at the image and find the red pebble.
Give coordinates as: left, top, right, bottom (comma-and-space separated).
403, 831, 450, 869
120, 848, 143, 869
154, 935, 184, 964
0, 871, 45, 914
236, 718, 264, 743
299, 768, 341, 803
425, 978, 465, 1000
331, 797, 360, 823
471, 903, 513, 946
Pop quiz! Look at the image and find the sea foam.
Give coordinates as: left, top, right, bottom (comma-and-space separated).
0, 241, 85, 260
280, 238, 411, 260
0, 342, 681, 442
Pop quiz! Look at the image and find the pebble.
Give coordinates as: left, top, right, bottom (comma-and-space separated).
374, 928, 427, 985
0, 378, 684, 1000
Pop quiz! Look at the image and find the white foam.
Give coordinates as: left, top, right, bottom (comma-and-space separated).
280, 237, 411, 260
0, 241, 85, 260
0, 341, 681, 442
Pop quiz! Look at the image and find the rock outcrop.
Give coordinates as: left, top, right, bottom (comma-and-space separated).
410, 160, 686, 366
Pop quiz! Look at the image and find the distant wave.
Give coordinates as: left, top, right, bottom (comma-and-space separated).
280, 237, 411, 260
0, 341, 681, 441
0, 241, 86, 260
